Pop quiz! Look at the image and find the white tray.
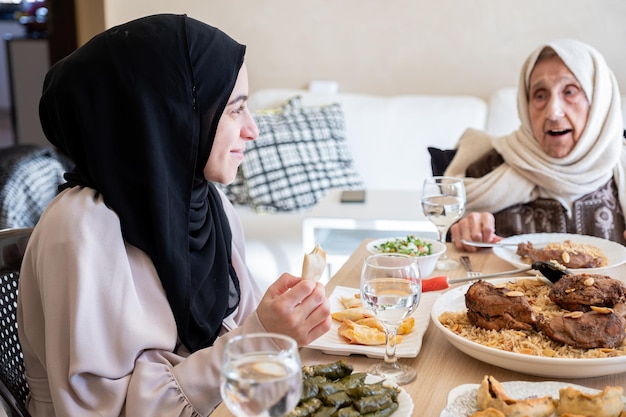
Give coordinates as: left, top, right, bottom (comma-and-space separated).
307, 285, 439, 358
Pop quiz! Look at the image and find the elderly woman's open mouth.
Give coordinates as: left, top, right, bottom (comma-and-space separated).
547, 128, 572, 136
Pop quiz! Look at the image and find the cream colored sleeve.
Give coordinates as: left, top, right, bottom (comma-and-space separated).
18, 187, 266, 417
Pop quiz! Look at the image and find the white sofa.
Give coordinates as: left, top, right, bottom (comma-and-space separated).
237, 87, 626, 291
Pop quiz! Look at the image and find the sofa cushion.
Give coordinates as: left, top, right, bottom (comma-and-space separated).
248, 89, 489, 190
218, 169, 250, 205
235, 97, 364, 213
427, 147, 457, 176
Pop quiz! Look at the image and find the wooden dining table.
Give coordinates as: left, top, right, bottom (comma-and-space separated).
212, 239, 626, 417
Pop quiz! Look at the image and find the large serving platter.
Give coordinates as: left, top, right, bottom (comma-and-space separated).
439, 380, 624, 417
307, 286, 440, 358
431, 278, 626, 378
493, 232, 626, 273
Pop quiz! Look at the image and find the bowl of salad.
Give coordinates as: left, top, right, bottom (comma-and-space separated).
366, 235, 446, 277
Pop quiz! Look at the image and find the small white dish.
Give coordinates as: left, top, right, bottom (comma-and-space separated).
307, 285, 440, 358
492, 232, 626, 273
366, 236, 446, 277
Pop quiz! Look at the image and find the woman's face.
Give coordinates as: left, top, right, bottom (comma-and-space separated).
204, 63, 259, 183
528, 55, 590, 158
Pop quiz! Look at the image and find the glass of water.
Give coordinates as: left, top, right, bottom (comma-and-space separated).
220, 333, 302, 417
421, 176, 466, 270
360, 253, 421, 385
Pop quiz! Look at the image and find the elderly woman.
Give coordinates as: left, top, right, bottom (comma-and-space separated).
448, 39, 626, 251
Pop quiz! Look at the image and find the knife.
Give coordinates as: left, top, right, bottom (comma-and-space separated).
421, 262, 562, 292
421, 271, 529, 292
460, 239, 520, 248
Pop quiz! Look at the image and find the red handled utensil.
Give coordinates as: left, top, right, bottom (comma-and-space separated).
421, 260, 571, 292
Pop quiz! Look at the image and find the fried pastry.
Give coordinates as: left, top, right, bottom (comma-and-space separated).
557, 385, 624, 417
476, 375, 556, 417
331, 307, 373, 322
354, 317, 415, 335
470, 408, 505, 417
339, 295, 363, 309
337, 320, 403, 345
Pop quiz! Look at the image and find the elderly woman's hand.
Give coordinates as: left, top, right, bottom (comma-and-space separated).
450, 212, 502, 252
256, 274, 332, 347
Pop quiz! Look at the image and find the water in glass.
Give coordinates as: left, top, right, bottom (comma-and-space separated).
220, 333, 302, 417
360, 253, 421, 385
421, 177, 466, 270
361, 278, 420, 325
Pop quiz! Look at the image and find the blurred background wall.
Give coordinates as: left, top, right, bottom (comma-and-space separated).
95, 0, 626, 98
3, 0, 626, 118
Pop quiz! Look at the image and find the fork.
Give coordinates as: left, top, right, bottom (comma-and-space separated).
460, 255, 482, 277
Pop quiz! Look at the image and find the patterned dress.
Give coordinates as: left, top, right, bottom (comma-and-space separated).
466, 149, 626, 245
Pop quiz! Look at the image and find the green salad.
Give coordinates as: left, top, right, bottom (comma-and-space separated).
374, 235, 432, 256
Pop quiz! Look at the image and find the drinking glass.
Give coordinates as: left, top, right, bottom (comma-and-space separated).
421, 176, 466, 270
220, 333, 302, 417
360, 253, 421, 385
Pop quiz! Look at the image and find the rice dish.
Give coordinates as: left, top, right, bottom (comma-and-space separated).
438, 278, 626, 359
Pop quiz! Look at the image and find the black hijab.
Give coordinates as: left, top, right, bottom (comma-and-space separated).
38, 14, 245, 352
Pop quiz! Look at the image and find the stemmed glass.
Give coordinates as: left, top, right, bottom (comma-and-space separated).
421, 176, 466, 270
360, 253, 421, 385
220, 333, 302, 417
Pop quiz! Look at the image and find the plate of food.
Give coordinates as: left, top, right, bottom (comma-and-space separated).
365, 236, 447, 277
440, 375, 625, 417
492, 232, 626, 273
293, 361, 414, 417
308, 286, 440, 358
431, 277, 626, 378
366, 236, 443, 257
363, 375, 413, 417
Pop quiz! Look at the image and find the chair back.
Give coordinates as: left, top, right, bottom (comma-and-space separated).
0, 144, 73, 230
0, 228, 32, 417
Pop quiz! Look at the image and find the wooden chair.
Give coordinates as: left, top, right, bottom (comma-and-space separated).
0, 228, 32, 417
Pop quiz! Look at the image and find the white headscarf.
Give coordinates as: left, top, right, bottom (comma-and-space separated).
446, 39, 626, 220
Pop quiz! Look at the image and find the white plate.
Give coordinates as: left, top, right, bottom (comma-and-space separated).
395, 386, 413, 417
365, 375, 414, 417
440, 380, 623, 417
308, 286, 440, 358
492, 232, 626, 273
431, 278, 626, 378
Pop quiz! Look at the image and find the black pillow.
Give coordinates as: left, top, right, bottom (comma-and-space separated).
427, 147, 457, 176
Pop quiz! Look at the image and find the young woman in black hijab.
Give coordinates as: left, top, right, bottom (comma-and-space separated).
18, 14, 331, 416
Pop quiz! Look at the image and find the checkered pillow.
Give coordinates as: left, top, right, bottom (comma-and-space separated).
216, 169, 250, 205
236, 97, 364, 213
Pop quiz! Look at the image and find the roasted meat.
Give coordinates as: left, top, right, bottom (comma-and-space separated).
465, 280, 536, 331
549, 273, 626, 311
516, 241, 607, 269
536, 310, 626, 349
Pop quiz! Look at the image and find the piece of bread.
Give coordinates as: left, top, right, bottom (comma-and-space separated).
301, 244, 327, 281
